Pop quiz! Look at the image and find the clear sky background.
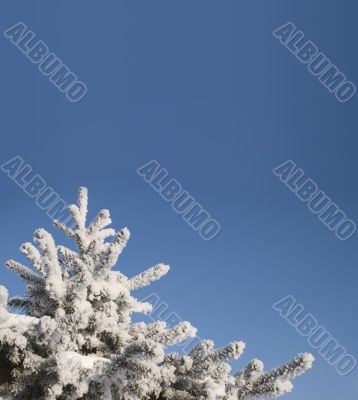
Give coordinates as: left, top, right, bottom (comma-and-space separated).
0, 1, 357, 399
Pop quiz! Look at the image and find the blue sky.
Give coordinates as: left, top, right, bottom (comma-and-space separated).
0, 1, 357, 399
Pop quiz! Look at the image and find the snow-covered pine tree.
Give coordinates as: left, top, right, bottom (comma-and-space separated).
0, 187, 314, 399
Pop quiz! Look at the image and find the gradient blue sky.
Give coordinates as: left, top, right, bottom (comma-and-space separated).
1, 1, 357, 399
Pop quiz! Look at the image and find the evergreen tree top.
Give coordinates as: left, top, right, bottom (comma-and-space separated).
0, 187, 313, 399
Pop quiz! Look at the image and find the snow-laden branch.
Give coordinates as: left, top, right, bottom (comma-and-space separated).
154, 321, 197, 347
128, 263, 170, 290
6, 260, 44, 285
34, 228, 64, 300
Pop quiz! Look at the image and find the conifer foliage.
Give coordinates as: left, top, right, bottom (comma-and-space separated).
0, 188, 313, 399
